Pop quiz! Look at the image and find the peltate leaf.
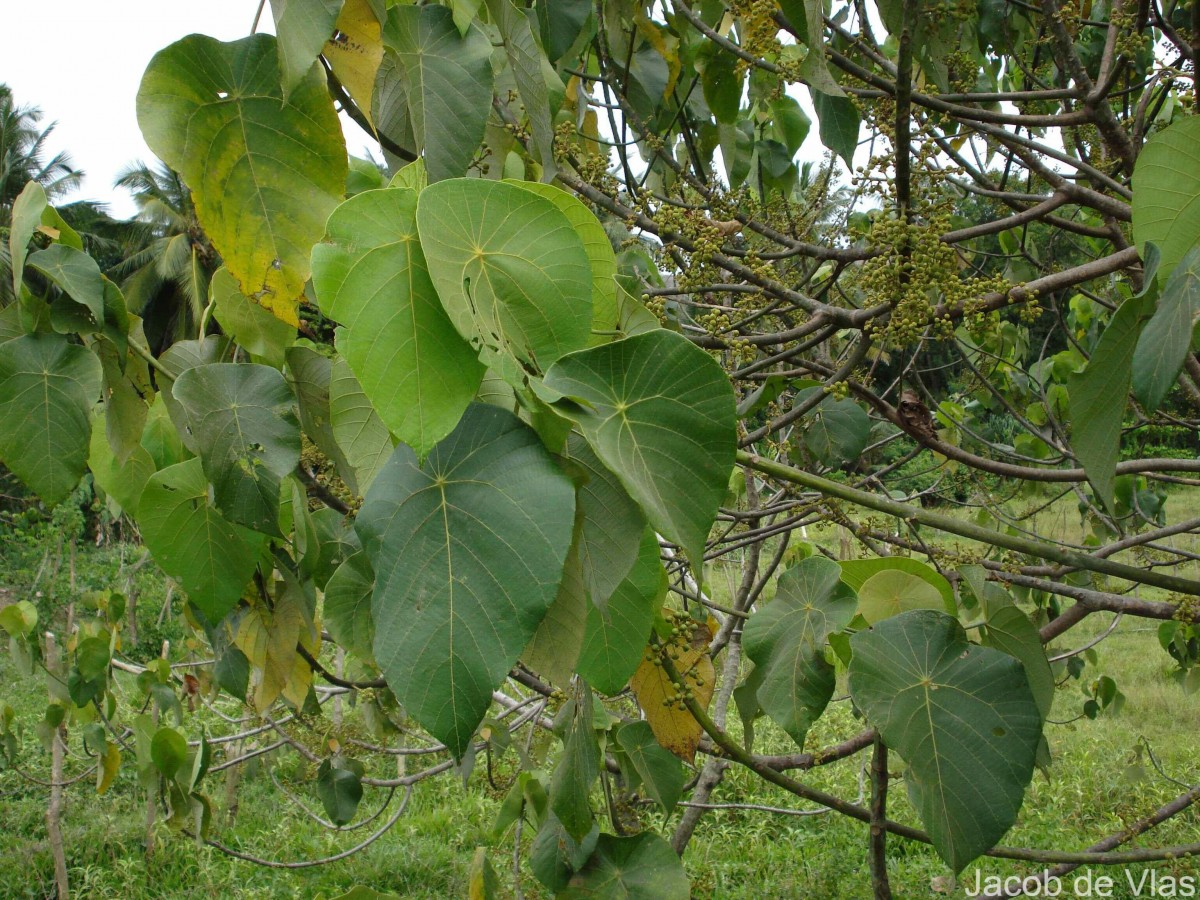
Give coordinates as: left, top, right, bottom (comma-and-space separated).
417, 178, 593, 380
562, 832, 690, 900
311, 187, 484, 454
329, 356, 394, 493
210, 267, 295, 368
137, 34, 347, 325
543, 329, 736, 565
0, 334, 102, 505
363, 403, 575, 758
743, 557, 856, 746
848, 610, 1042, 873
172, 363, 301, 534
316, 757, 365, 826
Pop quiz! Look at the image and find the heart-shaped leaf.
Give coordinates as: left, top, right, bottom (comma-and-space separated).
0, 334, 102, 505
311, 187, 484, 454
848, 610, 1042, 873
743, 556, 856, 746
363, 403, 575, 758
543, 329, 736, 565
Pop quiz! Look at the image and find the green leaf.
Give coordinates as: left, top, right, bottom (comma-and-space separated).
137, 34, 346, 325
838, 557, 955, 612
1069, 292, 1148, 513
550, 688, 599, 841
488, 0, 557, 179
698, 42, 741, 124
0, 601, 38, 638
9, 181, 48, 298
856, 568, 947, 624
566, 433, 646, 608
26, 244, 105, 329
848, 610, 1042, 873
615, 720, 683, 814
172, 363, 301, 534
577, 528, 667, 695
210, 268, 295, 368
417, 178, 593, 379
330, 356, 394, 494
75, 637, 111, 681
324, 551, 376, 663
89, 413, 155, 516
1132, 247, 1200, 414
269, 0, 343, 94
563, 832, 690, 900
1132, 116, 1200, 283
137, 459, 267, 621
523, 537, 587, 688
744, 556, 856, 746
151, 726, 188, 779
363, 403, 575, 758
799, 390, 871, 467
316, 758, 364, 826
543, 329, 736, 565
531, 814, 599, 893
286, 345, 359, 494
0, 334, 102, 505
506, 182, 618, 348
310, 188, 484, 454
377, 5, 494, 182
979, 594, 1055, 722
812, 89, 860, 168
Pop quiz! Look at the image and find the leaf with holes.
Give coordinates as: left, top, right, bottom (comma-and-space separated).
137, 34, 346, 324
848, 610, 1042, 873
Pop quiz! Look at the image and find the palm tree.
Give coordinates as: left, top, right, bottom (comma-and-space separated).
0, 84, 88, 306
110, 160, 219, 351
0, 84, 82, 213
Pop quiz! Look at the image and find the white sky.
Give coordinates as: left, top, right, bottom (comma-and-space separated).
1, 2, 847, 220
1, 1, 373, 219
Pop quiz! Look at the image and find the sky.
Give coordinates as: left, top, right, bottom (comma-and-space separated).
1, 1, 373, 219
1, 2, 842, 221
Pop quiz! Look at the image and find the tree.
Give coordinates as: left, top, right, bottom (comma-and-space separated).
0, 84, 85, 306
3, 1, 1200, 896
110, 160, 218, 351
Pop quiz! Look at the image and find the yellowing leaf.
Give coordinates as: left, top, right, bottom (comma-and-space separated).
630, 619, 714, 762
235, 583, 314, 712
325, 0, 384, 128
97, 741, 121, 795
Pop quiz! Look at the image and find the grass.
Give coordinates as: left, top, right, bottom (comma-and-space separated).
1, 489, 1198, 898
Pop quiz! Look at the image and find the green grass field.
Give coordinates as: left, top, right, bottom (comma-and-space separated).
1, 491, 1198, 898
